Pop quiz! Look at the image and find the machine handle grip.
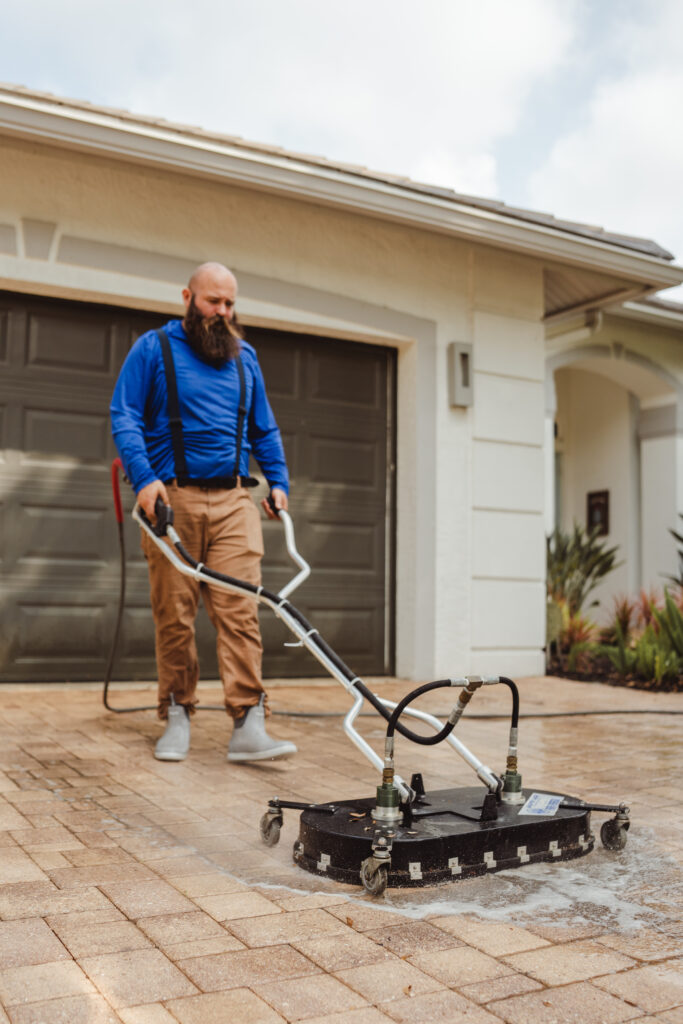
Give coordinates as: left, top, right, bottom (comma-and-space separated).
153, 496, 174, 536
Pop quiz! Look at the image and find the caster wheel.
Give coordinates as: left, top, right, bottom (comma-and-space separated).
600, 818, 627, 851
259, 812, 281, 847
360, 860, 388, 896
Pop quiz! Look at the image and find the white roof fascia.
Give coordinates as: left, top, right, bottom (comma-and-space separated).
614, 300, 683, 328
1, 90, 683, 291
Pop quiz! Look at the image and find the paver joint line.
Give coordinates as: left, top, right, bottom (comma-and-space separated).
0, 679, 681, 1021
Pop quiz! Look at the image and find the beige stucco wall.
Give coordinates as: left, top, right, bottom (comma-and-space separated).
0, 135, 549, 679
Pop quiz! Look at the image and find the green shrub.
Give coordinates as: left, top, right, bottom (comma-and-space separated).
667, 514, 683, 589
599, 621, 636, 678
599, 595, 636, 646
653, 590, 683, 657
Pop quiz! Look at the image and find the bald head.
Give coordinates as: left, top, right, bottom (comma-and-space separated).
182, 262, 237, 322
187, 261, 236, 293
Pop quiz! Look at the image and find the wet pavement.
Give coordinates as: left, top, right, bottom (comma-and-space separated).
0, 674, 681, 1022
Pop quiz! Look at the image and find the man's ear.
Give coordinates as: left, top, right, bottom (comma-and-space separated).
181, 287, 191, 309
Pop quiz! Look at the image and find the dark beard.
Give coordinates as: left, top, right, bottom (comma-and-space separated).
183, 296, 242, 367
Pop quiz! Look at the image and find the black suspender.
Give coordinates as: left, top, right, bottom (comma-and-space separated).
233, 353, 249, 489
157, 329, 189, 485
155, 328, 257, 488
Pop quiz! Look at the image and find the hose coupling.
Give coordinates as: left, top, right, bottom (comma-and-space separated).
501, 762, 524, 804
448, 675, 484, 727
374, 776, 401, 823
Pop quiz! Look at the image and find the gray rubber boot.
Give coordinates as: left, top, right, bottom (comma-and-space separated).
227, 696, 297, 762
154, 703, 190, 761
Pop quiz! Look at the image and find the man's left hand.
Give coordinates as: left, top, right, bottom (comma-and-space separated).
262, 487, 288, 520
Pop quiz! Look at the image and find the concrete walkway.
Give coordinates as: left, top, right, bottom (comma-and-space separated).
0, 676, 681, 1023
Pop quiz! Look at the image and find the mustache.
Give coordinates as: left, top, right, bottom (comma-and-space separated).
199, 312, 238, 336
183, 299, 242, 366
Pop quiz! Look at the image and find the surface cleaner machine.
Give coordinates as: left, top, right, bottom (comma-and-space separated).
129, 490, 630, 897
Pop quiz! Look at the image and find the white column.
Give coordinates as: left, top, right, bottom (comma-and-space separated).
544, 372, 557, 536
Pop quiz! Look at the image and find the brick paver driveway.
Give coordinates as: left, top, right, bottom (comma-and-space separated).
0, 676, 681, 1022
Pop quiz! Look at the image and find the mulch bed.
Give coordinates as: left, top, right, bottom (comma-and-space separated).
546, 659, 683, 694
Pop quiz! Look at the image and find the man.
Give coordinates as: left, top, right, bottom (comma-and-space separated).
110, 262, 296, 763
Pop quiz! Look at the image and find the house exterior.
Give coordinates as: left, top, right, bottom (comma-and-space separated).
1, 84, 682, 685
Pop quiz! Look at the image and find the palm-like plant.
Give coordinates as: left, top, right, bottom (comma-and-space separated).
547, 524, 621, 617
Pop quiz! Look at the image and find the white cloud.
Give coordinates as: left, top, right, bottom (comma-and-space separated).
527, 0, 683, 297
141, 0, 578, 197
1, 0, 579, 199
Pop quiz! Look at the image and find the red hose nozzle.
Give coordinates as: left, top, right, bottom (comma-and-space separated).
111, 458, 125, 524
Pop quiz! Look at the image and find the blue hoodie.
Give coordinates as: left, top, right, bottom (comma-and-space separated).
110, 319, 289, 494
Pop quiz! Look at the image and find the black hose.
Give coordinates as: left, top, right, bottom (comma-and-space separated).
499, 676, 520, 728
105, 466, 683, 723
386, 679, 454, 744
103, 462, 156, 713
171, 536, 475, 747
103, 468, 223, 714
271, 707, 683, 718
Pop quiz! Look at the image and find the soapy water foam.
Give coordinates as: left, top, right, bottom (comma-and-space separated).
239, 824, 682, 934
41, 763, 679, 936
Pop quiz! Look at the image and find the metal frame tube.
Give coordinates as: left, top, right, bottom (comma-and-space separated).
134, 506, 499, 794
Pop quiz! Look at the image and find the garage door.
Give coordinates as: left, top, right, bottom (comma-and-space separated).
0, 292, 395, 682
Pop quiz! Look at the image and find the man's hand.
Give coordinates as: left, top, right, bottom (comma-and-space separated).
137, 479, 170, 522
262, 487, 288, 520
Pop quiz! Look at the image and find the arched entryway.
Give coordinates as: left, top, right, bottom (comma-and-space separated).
545, 341, 682, 617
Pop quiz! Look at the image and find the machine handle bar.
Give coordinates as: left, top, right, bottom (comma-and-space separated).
145, 495, 311, 600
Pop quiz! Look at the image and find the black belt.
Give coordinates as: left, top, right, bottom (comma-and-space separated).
163, 476, 258, 490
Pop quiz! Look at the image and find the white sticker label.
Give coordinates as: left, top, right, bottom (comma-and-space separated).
519, 793, 563, 816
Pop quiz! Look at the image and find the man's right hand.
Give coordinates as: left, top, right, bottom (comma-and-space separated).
137, 480, 170, 522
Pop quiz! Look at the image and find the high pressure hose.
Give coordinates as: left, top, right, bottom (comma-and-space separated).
104, 460, 683, 720
103, 461, 225, 713
157, 506, 472, 747
385, 679, 456, 745
103, 459, 157, 713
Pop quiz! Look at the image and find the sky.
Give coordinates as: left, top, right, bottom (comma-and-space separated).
3, 0, 683, 300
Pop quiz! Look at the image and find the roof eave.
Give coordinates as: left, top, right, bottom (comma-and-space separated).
612, 299, 683, 328
1, 90, 682, 292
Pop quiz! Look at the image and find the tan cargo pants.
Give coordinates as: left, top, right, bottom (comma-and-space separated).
141, 481, 267, 720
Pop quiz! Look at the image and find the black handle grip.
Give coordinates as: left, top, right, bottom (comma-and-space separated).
153, 496, 174, 536
267, 494, 281, 517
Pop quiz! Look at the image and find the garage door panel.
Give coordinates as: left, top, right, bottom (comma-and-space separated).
21, 408, 110, 464
17, 603, 107, 660
306, 521, 381, 573
123, 516, 148, 565
295, 499, 386, 529
125, 317, 167, 353
260, 346, 300, 398
0, 309, 7, 361
18, 504, 108, 562
308, 348, 383, 407
310, 436, 380, 487
309, 605, 382, 660
287, 406, 387, 433
26, 312, 114, 374
120, 606, 156, 658
259, 603, 383, 676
